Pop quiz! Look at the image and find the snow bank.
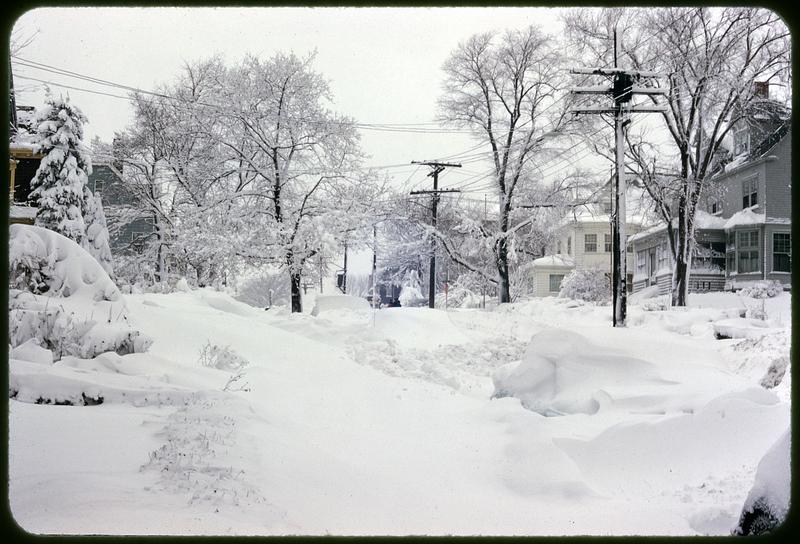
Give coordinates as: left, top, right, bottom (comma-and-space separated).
311, 295, 370, 316
8, 224, 152, 360
9, 350, 236, 407
733, 429, 791, 535
712, 317, 776, 340
492, 328, 671, 416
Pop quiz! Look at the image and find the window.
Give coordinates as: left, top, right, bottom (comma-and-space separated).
604, 233, 612, 253
737, 230, 760, 273
707, 197, 720, 215
602, 200, 612, 214
567, 236, 572, 256
549, 274, 564, 292
733, 124, 749, 156
742, 177, 758, 209
93, 179, 105, 193
773, 233, 791, 272
657, 242, 670, 270
585, 233, 597, 253
557, 240, 562, 254
636, 250, 647, 274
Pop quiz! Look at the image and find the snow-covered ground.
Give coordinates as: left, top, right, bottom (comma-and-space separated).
8, 289, 791, 535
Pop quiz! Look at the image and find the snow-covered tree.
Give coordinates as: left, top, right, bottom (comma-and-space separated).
438, 26, 577, 303
29, 94, 92, 245
558, 268, 611, 302
80, 187, 114, 277
564, 7, 790, 306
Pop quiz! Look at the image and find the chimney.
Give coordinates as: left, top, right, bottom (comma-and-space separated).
112, 136, 123, 173
753, 81, 769, 99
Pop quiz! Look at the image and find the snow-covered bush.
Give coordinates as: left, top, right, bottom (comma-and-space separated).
642, 297, 670, 312
8, 224, 152, 360
558, 268, 610, 303
733, 429, 791, 535
198, 342, 250, 372
235, 272, 289, 308
739, 281, 782, 321
739, 280, 783, 299
435, 283, 483, 309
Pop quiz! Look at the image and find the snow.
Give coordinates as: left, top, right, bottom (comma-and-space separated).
310, 294, 370, 316
532, 254, 575, 268
9, 339, 54, 365
740, 429, 791, 521
8, 287, 791, 535
628, 211, 727, 243
8, 224, 152, 359
723, 208, 766, 229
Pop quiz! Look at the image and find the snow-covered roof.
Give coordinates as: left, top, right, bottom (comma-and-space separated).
532, 254, 575, 268
723, 208, 766, 229
628, 210, 728, 243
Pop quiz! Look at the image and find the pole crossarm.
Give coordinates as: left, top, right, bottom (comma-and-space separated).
571, 105, 668, 114
410, 188, 462, 195
570, 67, 664, 78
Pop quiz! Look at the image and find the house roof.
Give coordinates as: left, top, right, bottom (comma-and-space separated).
628, 210, 728, 243
532, 254, 575, 268
723, 208, 766, 229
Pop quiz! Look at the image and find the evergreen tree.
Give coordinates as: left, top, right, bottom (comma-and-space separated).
30, 93, 92, 245
82, 186, 115, 278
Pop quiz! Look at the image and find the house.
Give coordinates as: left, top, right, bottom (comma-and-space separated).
531, 190, 646, 297
630, 119, 791, 295
9, 142, 43, 225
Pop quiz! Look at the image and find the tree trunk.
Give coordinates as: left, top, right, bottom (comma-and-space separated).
671, 196, 691, 306
155, 218, 166, 283
290, 271, 303, 313
497, 237, 511, 303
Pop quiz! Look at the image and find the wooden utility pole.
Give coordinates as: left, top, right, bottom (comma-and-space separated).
410, 160, 462, 308
570, 28, 666, 327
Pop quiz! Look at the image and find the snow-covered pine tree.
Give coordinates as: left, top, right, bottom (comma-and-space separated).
82, 186, 115, 278
29, 94, 92, 245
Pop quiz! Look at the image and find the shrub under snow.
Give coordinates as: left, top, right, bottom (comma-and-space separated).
733, 429, 791, 535
739, 280, 783, 299
558, 268, 610, 303
8, 224, 152, 360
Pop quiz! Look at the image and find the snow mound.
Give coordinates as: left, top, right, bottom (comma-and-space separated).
734, 429, 791, 535
311, 295, 370, 316
492, 328, 671, 416
9, 351, 235, 407
8, 224, 152, 360
198, 289, 260, 317
712, 317, 776, 340
9, 339, 54, 365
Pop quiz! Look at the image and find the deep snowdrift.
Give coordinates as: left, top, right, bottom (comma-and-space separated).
8, 288, 791, 536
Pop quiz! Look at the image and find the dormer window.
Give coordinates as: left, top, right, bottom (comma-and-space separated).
742, 176, 758, 209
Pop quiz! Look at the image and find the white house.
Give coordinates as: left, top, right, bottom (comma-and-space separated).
531, 197, 647, 297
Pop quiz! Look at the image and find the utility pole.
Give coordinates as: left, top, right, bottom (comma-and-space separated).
410, 160, 462, 308
570, 27, 666, 327
341, 240, 348, 294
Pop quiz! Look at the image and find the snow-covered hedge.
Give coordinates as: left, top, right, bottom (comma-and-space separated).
739, 280, 783, 299
733, 429, 791, 535
8, 224, 152, 360
558, 268, 610, 303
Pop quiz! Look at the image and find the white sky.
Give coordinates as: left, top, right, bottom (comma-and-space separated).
11, 7, 568, 190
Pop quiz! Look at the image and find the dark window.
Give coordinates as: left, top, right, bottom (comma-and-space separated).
773, 233, 791, 272
734, 124, 749, 156
93, 179, 105, 193
557, 240, 562, 254
737, 230, 759, 273
708, 197, 720, 215
567, 236, 572, 255
742, 177, 758, 209
604, 233, 612, 253
585, 234, 597, 253
549, 274, 564, 292
603, 200, 612, 214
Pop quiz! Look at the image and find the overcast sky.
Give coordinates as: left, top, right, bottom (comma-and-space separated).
12, 7, 567, 188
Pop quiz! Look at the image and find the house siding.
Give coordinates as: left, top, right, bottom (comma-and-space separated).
764, 131, 791, 220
